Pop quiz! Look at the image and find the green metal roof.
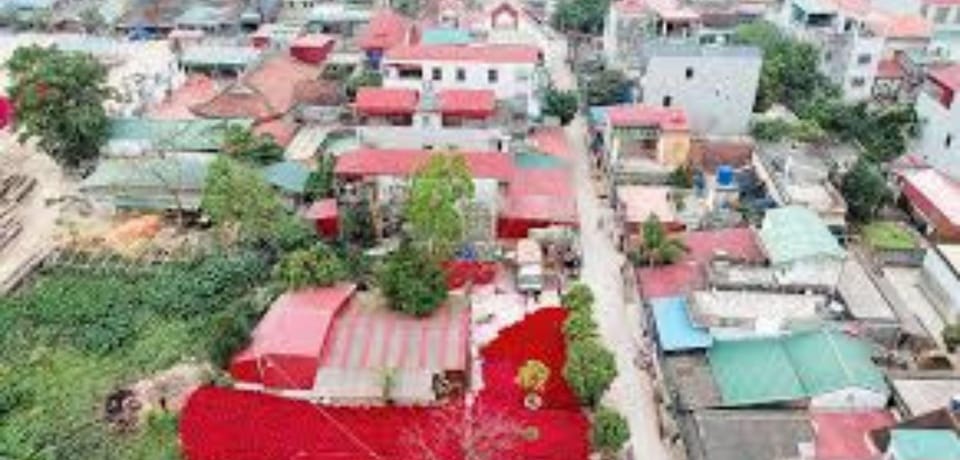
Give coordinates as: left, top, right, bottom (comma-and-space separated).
708, 336, 806, 406
709, 329, 888, 407
515, 151, 565, 169
890, 429, 960, 460
307, 4, 371, 23
759, 206, 845, 265
80, 155, 212, 210
109, 118, 253, 152
421, 27, 473, 45
262, 161, 311, 195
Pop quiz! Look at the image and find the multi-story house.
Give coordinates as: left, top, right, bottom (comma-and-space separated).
381, 43, 544, 118
779, 0, 931, 102
591, 104, 692, 183
637, 42, 762, 135
915, 63, 960, 179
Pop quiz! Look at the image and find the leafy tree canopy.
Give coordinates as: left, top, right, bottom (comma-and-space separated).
841, 159, 890, 222
405, 153, 475, 262
6, 45, 112, 170
633, 215, 687, 266
591, 406, 630, 454
564, 338, 617, 407
551, 0, 610, 35
273, 243, 347, 290
202, 156, 291, 244
221, 124, 284, 166
583, 69, 631, 107
377, 242, 448, 317
543, 87, 579, 125
346, 69, 383, 100
304, 153, 336, 201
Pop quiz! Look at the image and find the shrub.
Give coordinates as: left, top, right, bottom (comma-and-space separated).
591, 406, 630, 454
273, 243, 347, 290
562, 283, 594, 313
543, 88, 579, 125
516, 359, 551, 394
378, 243, 448, 316
564, 338, 617, 407
943, 324, 960, 352
563, 310, 598, 341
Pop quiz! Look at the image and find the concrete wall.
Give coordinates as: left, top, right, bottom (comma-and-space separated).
639, 49, 761, 135
811, 387, 889, 410
775, 257, 844, 287
921, 248, 960, 322
356, 126, 509, 152
916, 91, 960, 181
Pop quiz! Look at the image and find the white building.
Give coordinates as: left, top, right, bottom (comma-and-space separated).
920, 244, 960, 323
381, 43, 545, 118
758, 206, 846, 287
778, 0, 931, 102
915, 63, 960, 179
638, 43, 761, 136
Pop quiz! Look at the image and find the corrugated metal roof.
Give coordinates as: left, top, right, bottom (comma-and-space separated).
709, 329, 887, 406
890, 429, 960, 460
759, 206, 845, 265
262, 160, 311, 194
108, 118, 253, 152
651, 297, 713, 352
421, 27, 474, 45
179, 45, 260, 68
80, 154, 213, 210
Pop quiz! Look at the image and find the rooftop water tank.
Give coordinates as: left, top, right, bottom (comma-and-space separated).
717, 165, 735, 187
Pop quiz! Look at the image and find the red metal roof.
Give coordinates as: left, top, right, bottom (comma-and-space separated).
439, 89, 496, 117
148, 74, 218, 119
900, 168, 960, 228
605, 104, 689, 131
501, 168, 576, 224
929, 64, 960, 92
867, 13, 931, 39
318, 302, 469, 371
637, 227, 764, 298
254, 118, 298, 147
877, 58, 905, 80
302, 199, 338, 220
358, 8, 411, 51
385, 44, 541, 63
354, 87, 419, 115
812, 411, 894, 460
229, 285, 357, 390
529, 127, 573, 161
335, 148, 513, 181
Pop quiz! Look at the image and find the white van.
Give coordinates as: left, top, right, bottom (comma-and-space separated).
516, 239, 544, 293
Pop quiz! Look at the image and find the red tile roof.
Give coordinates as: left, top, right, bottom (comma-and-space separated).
613, 0, 649, 14
192, 54, 321, 121
148, 74, 218, 119
867, 13, 931, 39
812, 411, 894, 460
254, 118, 298, 147
439, 89, 496, 117
335, 148, 513, 181
359, 9, 411, 51
605, 104, 689, 131
929, 63, 960, 92
354, 87, 419, 115
385, 44, 541, 63
637, 227, 764, 298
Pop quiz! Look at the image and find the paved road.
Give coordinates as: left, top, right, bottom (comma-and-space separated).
542, 35, 672, 460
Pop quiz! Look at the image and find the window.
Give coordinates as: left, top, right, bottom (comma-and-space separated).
488, 68, 498, 83
947, 134, 954, 148
662, 95, 672, 107
935, 6, 950, 24
685, 67, 694, 79
857, 54, 872, 65
456, 68, 466, 81
398, 67, 423, 79
850, 77, 866, 87
920, 4, 929, 18
432, 67, 442, 81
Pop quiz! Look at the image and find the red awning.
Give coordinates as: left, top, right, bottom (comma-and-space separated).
354, 87, 419, 116
439, 89, 495, 118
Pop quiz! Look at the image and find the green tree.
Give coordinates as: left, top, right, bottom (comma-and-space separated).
221, 124, 284, 166
405, 153, 475, 262
552, 0, 610, 34
346, 69, 383, 100
841, 159, 890, 222
591, 406, 630, 456
274, 243, 347, 290
304, 153, 336, 201
943, 324, 960, 352
563, 310, 598, 341
79, 7, 107, 34
341, 194, 377, 248
564, 338, 617, 407
584, 69, 631, 106
378, 242, 448, 316
202, 157, 289, 243
6, 45, 112, 170
543, 87, 579, 125
392, 0, 420, 18
667, 165, 694, 188
633, 215, 687, 266
562, 283, 595, 313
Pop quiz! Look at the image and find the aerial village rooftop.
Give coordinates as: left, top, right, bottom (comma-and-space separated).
4, 0, 960, 458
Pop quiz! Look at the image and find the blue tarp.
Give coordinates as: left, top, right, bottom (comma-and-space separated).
651, 297, 713, 352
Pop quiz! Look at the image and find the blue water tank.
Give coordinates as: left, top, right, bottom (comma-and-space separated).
717, 165, 735, 187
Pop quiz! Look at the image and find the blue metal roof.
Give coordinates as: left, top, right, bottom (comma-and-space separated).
651, 297, 713, 352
